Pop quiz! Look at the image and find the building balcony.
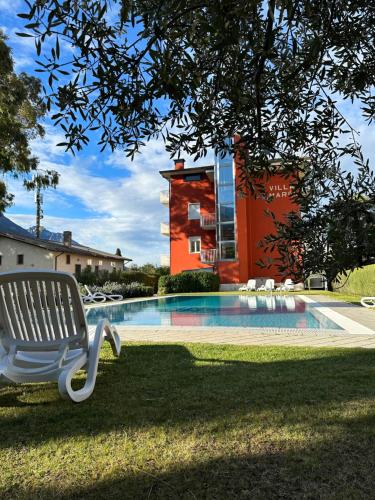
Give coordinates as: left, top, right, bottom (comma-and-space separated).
200, 213, 216, 229
200, 248, 217, 264
160, 189, 169, 206
160, 254, 170, 266
160, 222, 170, 237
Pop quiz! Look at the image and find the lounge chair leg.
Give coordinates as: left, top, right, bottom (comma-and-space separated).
58, 319, 121, 403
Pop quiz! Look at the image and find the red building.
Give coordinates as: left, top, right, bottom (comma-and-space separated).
160, 149, 298, 286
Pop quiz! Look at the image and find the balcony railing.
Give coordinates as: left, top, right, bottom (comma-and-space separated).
200, 248, 217, 264
160, 222, 170, 236
160, 189, 169, 206
160, 254, 170, 266
200, 213, 216, 229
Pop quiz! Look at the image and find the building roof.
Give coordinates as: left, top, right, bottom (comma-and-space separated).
159, 165, 215, 180
0, 231, 131, 262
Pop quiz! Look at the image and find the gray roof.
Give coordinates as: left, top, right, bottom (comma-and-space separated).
0, 231, 131, 262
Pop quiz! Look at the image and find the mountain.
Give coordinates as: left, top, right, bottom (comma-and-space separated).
28, 226, 79, 244
0, 215, 32, 238
0, 215, 80, 245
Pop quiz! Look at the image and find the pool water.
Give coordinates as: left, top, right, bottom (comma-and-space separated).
86, 295, 342, 330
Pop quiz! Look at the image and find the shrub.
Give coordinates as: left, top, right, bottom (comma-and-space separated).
77, 267, 159, 292
88, 281, 153, 299
158, 272, 220, 294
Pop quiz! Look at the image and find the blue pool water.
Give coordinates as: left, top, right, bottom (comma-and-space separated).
86, 295, 342, 330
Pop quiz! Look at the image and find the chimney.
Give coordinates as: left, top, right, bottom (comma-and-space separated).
63, 231, 72, 247
174, 158, 185, 170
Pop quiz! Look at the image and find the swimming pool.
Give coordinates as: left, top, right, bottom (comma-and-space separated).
86, 295, 343, 330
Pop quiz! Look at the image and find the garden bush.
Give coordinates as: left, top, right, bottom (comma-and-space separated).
158, 272, 220, 294
83, 281, 153, 298
77, 267, 159, 292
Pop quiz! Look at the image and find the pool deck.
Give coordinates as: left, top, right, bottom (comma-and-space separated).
111, 295, 375, 349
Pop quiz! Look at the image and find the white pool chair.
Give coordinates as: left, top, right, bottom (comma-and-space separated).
239, 279, 257, 291
361, 297, 375, 308
83, 285, 123, 303
276, 279, 295, 291
0, 270, 121, 403
257, 279, 275, 292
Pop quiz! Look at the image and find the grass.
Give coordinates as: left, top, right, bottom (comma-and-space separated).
171, 289, 364, 306
2, 342, 375, 498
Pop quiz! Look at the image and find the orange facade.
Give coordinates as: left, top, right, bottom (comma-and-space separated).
160, 158, 298, 284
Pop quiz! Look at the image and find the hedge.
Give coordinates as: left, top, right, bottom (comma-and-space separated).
158, 272, 220, 294
77, 267, 159, 292
333, 264, 375, 296
85, 281, 153, 298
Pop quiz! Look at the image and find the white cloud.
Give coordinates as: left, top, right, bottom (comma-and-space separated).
7, 127, 216, 265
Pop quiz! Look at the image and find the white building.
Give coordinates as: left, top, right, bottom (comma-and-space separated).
0, 230, 131, 275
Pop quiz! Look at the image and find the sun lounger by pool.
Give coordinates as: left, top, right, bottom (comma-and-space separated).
82, 285, 123, 304
276, 279, 295, 291
239, 279, 257, 291
361, 297, 375, 308
0, 270, 121, 402
257, 279, 275, 292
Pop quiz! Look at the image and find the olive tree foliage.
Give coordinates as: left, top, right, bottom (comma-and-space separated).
0, 30, 58, 212
259, 163, 375, 289
19, 0, 375, 280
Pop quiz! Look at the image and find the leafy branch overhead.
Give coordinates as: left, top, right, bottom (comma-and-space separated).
0, 30, 58, 211
18, 0, 375, 281
18, 1, 375, 164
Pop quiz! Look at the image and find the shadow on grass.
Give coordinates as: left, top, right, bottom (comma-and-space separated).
20, 434, 375, 499
1, 344, 375, 442
2, 344, 375, 497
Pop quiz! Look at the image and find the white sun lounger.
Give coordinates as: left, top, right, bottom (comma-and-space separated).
239, 279, 257, 291
0, 270, 121, 402
276, 279, 295, 291
82, 285, 123, 304
360, 297, 375, 308
257, 279, 275, 292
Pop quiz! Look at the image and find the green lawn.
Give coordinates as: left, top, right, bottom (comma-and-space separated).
171, 290, 364, 306
2, 343, 375, 498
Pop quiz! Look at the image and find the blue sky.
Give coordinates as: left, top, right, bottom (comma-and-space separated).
1, 1, 374, 264
0, 1, 214, 264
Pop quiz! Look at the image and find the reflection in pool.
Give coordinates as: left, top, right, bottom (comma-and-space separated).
86, 295, 342, 330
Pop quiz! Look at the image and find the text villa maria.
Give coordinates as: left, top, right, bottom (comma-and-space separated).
268, 184, 293, 198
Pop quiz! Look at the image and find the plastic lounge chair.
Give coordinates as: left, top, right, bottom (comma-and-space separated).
0, 270, 121, 402
83, 285, 123, 303
276, 279, 295, 291
361, 297, 375, 308
239, 279, 256, 291
257, 279, 275, 292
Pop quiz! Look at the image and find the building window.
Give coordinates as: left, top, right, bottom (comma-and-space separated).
98, 260, 103, 266
66, 255, 71, 264
184, 174, 201, 181
87, 258, 92, 265
75, 264, 81, 275
215, 138, 236, 261
17, 254, 24, 265
189, 237, 201, 254
111, 262, 116, 267
188, 203, 200, 220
